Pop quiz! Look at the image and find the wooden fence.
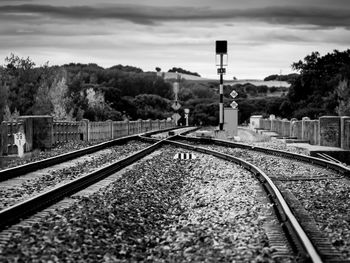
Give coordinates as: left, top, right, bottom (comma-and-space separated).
1, 118, 174, 155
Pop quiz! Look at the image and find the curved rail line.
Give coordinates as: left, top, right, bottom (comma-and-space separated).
160, 138, 322, 263
0, 127, 197, 230
0, 139, 163, 230
139, 134, 324, 262
173, 135, 350, 177
1, 129, 324, 262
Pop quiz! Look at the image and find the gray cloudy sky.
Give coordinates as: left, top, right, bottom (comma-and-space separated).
0, 0, 349, 79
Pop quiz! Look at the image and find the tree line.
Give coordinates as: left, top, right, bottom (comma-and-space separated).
1, 49, 350, 125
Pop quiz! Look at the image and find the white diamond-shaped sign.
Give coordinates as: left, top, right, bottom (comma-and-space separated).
172, 102, 181, 111
230, 90, 238, 99
172, 113, 181, 122
230, 101, 238, 109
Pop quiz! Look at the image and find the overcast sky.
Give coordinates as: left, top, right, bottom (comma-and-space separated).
0, 0, 349, 79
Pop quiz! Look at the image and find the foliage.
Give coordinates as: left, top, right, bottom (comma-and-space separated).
236, 97, 288, 123
168, 67, 201, 77
0, 68, 7, 123
225, 83, 270, 99
4, 49, 350, 125
287, 49, 350, 118
264, 73, 299, 83
4, 53, 38, 115
108, 64, 143, 73
49, 70, 74, 120
132, 94, 171, 120
335, 79, 350, 116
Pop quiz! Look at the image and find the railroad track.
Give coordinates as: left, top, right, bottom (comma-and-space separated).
0, 127, 194, 223
1, 128, 348, 262
165, 134, 350, 262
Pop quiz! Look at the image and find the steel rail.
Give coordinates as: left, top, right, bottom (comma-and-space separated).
0, 127, 183, 182
0, 129, 192, 230
0, 135, 138, 182
162, 139, 323, 263
175, 135, 350, 177
141, 126, 198, 137
0, 140, 164, 231
1, 132, 324, 262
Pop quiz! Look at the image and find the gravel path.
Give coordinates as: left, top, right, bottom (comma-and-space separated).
0, 146, 296, 262
0, 140, 151, 210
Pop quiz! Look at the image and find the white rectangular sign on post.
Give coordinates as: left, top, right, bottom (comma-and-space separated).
14, 132, 26, 157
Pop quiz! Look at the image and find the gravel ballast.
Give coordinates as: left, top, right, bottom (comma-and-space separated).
0, 141, 151, 210
0, 141, 103, 171
186, 141, 350, 262
0, 146, 295, 262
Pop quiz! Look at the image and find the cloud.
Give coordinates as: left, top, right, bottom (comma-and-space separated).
0, 3, 349, 29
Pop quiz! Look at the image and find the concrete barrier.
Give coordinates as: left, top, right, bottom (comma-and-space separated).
291, 120, 302, 139
341, 117, 350, 149
1, 117, 174, 154
250, 115, 263, 130
319, 116, 341, 147
301, 117, 310, 140
249, 115, 350, 149
271, 119, 278, 132
302, 120, 319, 144
281, 120, 290, 137
344, 120, 350, 150
262, 119, 271, 130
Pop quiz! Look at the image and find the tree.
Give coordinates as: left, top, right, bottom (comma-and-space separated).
168, 67, 201, 77
133, 94, 171, 119
49, 70, 73, 120
336, 79, 350, 115
287, 49, 350, 118
0, 67, 8, 122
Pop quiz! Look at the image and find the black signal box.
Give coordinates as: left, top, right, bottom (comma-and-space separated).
216, 40, 227, 54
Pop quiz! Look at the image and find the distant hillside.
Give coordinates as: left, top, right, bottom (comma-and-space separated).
160, 72, 210, 81
226, 79, 291, 88
160, 73, 291, 87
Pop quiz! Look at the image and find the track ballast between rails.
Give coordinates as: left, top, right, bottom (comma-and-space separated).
1, 128, 330, 262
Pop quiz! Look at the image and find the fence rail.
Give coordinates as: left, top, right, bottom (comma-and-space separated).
53, 121, 80, 144
1, 118, 174, 155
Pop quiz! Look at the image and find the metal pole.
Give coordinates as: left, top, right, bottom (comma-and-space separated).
219, 54, 224, 130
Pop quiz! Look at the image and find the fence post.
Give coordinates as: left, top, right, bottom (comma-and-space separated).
319, 116, 341, 147
1, 122, 8, 156
125, 120, 129, 135
0, 123, 2, 156
340, 116, 350, 149
78, 119, 89, 141
301, 117, 310, 140
107, 120, 113, 139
